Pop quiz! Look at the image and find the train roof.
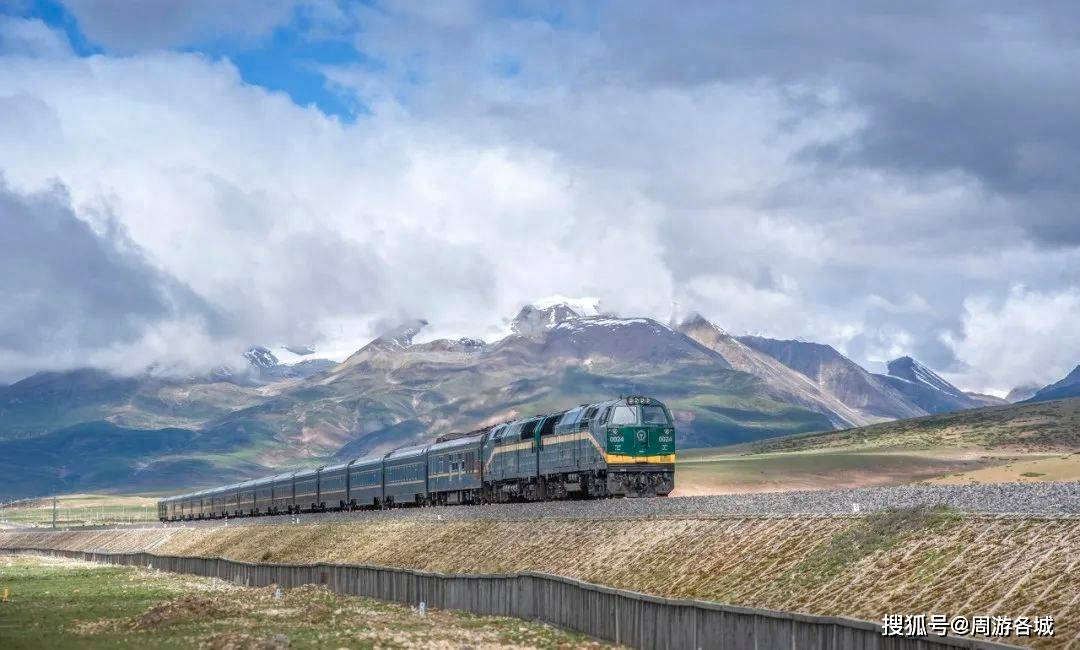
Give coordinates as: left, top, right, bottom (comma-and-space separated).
322, 460, 351, 473
384, 443, 429, 461
434, 425, 492, 444
428, 432, 484, 452
293, 466, 322, 480
346, 453, 383, 468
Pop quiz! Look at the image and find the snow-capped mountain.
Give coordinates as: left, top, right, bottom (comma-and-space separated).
242, 345, 335, 383
875, 356, 994, 414
243, 346, 281, 370
885, 356, 965, 398
510, 303, 581, 337
532, 295, 601, 316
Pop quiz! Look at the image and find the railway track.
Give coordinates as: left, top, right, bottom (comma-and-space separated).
28, 481, 1079, 532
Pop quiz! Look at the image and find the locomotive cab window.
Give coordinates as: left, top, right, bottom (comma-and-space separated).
641, 405, 671, 425
609, 405, 637, 425
539, 416, 558, 437
520, 420, 539, 440
559, 408, 582, 429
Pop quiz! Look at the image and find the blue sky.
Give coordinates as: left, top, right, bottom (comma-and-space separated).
2, 1, 1080, 393
10, 0, 366, 118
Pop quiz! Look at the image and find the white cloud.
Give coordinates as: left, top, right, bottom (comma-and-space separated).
58, 0, 302, 52
944, 287, 1080, 393
2, 7, 1080, 389
0, 15, 71, 57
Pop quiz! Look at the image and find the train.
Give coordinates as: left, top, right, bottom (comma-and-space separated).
158, 395, 675, 521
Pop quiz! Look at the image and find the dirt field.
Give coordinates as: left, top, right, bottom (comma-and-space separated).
671, 446, 1018, 495
2, 512, 1076, 648
926, 453, 1080, 485
0, 553, 610, 649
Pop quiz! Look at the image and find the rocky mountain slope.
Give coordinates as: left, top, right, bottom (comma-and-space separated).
736, 336, 928, 423
1025, 365, 1080, 403
298, 305, 833, 459
677, 315, 870, 428
1006, 383, 1042, 403
876, 356, 1005, 414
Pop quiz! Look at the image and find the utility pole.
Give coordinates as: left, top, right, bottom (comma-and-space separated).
52, 495, 57, 529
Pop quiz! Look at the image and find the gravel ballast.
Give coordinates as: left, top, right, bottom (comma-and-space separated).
113, 481, 1080, 532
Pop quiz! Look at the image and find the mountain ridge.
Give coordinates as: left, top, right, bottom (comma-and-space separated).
1025, 365, 1080, 403
0, 302, 1048, 497
736, 335, 927, 422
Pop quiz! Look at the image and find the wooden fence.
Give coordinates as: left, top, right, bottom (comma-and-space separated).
4, 547, 1017, 650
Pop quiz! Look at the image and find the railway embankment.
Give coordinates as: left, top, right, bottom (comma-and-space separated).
2, 508, 1077, 648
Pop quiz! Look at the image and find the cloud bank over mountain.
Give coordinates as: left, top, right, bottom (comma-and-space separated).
1, 3, 1079, 394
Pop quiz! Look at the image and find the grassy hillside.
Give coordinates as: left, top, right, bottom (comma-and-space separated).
745, 396, 1080, 454
672, 398, 1080, 495
0, 370, 266, 441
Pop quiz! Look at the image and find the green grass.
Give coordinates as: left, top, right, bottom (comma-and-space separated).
0, 559, 180, 649
0, 554, 607, 649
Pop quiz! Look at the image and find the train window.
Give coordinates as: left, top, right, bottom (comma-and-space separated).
539, 416, 558, 437
641, 405, 670, 424
520, 420, 539, 440
599, 406, 613, 424
609, 405, 638, 425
